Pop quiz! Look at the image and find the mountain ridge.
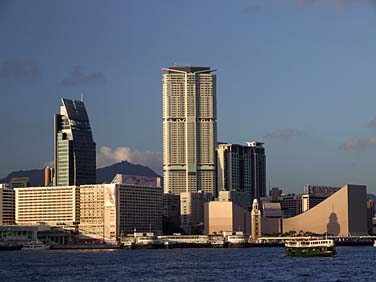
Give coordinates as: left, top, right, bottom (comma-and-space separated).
0, 161, 160, 186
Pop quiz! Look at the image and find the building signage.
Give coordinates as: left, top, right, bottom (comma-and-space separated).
304, 185, 341, 196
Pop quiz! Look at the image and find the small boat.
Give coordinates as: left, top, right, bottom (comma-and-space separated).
373, 240, 376, 247
22, 241, 51, 251
285, 238, 335, 257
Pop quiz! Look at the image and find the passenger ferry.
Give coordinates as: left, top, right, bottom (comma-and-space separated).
226, 234, 248, 248
21, 241, 51, 251
135, 236, 164, 248
285, 238, 336, 257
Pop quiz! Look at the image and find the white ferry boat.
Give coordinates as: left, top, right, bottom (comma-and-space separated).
135, 236, 164, 248
21, 241, 51, 251
373, 240, 376, 247
285, 238, 335, 257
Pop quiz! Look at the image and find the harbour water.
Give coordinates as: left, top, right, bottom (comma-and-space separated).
1, 247, 375, 281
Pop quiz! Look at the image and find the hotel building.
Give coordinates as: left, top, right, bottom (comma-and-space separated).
162, 66, 217, 196
15, 178, 163, 242
15, 186, 79, 226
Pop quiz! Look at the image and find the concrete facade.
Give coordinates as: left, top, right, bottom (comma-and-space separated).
282, 184, 368, 236
180, 192, 205, 234
15, 183, 163, 242
16, 186, 79, 226
262, 202, 282, 235
162, 66, 217, 196
204, 201, 250, 235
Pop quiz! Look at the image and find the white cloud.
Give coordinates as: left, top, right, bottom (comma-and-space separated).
97, 146, 162, 174
264, 128, 306, 139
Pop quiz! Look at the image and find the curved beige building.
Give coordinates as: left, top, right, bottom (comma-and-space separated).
282, 184, 368, 236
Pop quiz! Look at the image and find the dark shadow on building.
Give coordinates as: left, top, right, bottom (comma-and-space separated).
327, 212, 340, 236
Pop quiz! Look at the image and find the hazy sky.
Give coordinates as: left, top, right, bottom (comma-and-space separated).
1, 0, 376, 193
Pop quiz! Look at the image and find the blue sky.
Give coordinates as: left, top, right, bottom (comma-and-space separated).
1, 0, 376, 193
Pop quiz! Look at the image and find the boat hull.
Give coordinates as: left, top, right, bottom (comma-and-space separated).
286, 246, 336, 257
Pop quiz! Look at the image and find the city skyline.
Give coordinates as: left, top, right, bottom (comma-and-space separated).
1, 1, 376, 193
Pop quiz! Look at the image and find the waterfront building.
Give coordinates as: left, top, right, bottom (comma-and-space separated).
54, 98, 96, 186
217, 141, 266, 206
162, 66, 217, 196
282, 184, 368, 236
0, 184, 15, 225
204, 201, 250, 235
0, 225, 74, 245
262, 202, 282, 235
180, 192, 206, 234
15, 182, 163, 242
118, 183, 163, 236
162, 193, 181, 234
9, 177, 30, 188
78, 184, 117, 242
251, 199, 262, 241
15, 186, 79, 226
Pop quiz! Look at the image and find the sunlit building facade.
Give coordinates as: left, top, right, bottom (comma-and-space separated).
15, 182, 163, 242
282, 184, 368, 236
162, 66, 217, 196
15, 186, 79, 226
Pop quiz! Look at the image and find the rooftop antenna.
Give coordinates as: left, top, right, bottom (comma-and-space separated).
81, 92, 84, 102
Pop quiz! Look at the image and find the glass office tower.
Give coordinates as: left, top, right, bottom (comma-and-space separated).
54, 98, 96, 186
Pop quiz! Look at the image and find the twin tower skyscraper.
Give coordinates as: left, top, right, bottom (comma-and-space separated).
162, 66, 266, 204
